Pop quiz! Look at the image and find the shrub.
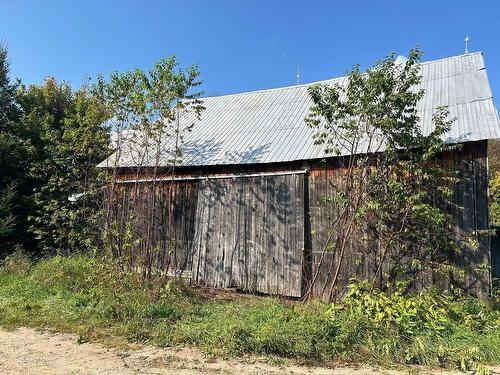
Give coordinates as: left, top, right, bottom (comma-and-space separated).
326, 280, 500, 369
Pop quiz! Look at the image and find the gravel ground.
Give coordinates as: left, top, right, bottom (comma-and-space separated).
0, 327, 497, 375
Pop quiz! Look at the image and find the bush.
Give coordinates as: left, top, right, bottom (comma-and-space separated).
326, 280, 500, 368
331, 281, 452, 337
490, 172, 500, 225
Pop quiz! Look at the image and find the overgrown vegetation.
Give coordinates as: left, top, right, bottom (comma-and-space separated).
305, 48, 481, 299
0, 254, 498, 372
488, 139, 500, 227
95, 56, 204, 277
0, 43, 110, 257
1, 38, 499, 373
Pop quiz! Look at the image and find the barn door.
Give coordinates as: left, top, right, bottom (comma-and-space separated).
191, 173, 305, 297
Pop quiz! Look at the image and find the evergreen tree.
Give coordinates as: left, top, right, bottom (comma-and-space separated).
0, 43, 32, 255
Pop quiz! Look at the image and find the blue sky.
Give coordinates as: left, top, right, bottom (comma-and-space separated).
1, 0, 500, 99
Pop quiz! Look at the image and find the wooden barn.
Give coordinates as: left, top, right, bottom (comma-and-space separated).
99, 52, 500, 298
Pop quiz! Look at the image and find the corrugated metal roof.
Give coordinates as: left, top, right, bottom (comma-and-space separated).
99, 52, 500, 168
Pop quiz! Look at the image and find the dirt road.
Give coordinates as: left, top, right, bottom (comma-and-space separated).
0, 327, 494, 374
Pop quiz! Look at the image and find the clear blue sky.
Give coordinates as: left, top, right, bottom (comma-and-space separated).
1, 0, 500, 99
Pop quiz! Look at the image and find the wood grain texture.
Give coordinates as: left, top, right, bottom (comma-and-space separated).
307, 141, 491, 298
109, 141, 491, 297
192, 175, 304, 297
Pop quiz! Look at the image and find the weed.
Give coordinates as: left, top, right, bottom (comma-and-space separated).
0, 255, 498, 373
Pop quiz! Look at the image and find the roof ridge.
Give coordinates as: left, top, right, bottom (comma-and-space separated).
201, 52, 484, 101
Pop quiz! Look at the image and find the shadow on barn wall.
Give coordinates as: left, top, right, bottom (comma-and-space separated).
108, 141, 492, 298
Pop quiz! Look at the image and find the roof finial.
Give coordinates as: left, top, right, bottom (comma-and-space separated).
296, 64, 300, 85
465, 32, 470, 54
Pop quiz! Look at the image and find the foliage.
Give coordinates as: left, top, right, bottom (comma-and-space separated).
326, 280, 499, 371
1, 44, 206, 259
489, 139, 500, 178
305, 48, 468, 299
330, 280, 452, 337
490, 139, 500, 226
15, 78, 110, 254
94, 55, 204, 170
0, 43, 31, 255
0, 43, 19, 129
95, 55, 204, 276
0, 43, 111, 256
0, 255, 499, 372
490, 171, 500, 226
0, 184, 16, 240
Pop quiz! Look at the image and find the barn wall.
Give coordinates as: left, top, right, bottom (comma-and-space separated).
306, 140, 491, 298
453, 140, 490, 296
110, 181, 199, 275
110, 140, 491, 297
111, 172, 305, 297
307, 166, 370, 298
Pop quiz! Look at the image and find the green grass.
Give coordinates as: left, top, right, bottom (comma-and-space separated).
0, 253, 499, 373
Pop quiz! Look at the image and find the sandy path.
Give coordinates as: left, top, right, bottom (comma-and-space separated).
0, 327, 495, 375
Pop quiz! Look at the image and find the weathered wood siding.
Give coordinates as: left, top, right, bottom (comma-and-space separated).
452, 141, 490, 296
110, 181, 199, 275
111, 141, 491, 297
307, 166, 370, 298
307, 141, 491, 298
191, 174, 304, 297
112, 173, 305, 296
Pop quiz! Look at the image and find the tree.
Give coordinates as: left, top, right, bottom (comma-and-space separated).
16, 78, 110, 254
304, 48, 468, 300
96, 55, 204, 277
0, 44, 19, 131
0, 43, 31, 256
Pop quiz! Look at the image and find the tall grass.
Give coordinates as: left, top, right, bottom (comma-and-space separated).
0, 253, 498, 372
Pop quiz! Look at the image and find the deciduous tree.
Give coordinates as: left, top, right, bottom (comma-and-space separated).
96, 55, 204, 277
305, 48, 469, 300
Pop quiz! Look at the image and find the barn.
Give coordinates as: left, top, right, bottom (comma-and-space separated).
99, 52, 500, 298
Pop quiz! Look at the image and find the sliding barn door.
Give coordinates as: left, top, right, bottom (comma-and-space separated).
192, 173, 305, 297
